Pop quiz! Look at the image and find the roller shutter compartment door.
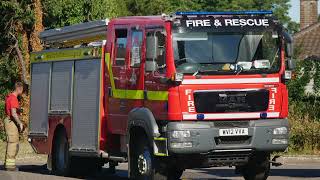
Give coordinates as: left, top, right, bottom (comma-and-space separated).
72, 59, 101, 151
29, 63, 51, 136
50, 61, 73, 113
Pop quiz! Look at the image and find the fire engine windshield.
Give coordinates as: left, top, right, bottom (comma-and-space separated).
173, 31, 281, 75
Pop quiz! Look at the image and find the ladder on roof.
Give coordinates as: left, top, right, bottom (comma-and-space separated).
40, 19, 109, 47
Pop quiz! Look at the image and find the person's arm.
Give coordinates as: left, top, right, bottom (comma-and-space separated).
11, 108, 24, 132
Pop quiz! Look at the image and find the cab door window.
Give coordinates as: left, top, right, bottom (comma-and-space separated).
131, 30, 143, 67
114, 29, 127, 66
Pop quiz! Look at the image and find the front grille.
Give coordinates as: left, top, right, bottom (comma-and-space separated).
214, 121, 249, 128
215, 136, 252, 145
205, 150, 252, 165
194, 89, 269, 113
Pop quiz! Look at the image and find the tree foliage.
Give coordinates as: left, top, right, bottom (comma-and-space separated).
123, 0, 293, 27
41, 0, 296, 31
0, 0, 34, 88
42, 0, 128, 28
288, 56, 320, 100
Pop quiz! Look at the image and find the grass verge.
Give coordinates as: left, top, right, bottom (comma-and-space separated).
0, 141, 46, 163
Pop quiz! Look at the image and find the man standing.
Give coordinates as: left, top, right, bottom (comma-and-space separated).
4, 82, 24, 171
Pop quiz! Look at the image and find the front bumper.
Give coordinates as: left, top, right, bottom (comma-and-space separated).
166, 119, 289, 154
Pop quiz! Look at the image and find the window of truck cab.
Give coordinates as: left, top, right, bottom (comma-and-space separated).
130, 28, 143, 67
114, 28, 128, 66
172, 28, 281, 75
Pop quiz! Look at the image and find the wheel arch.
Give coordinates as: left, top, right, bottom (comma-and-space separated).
127, 107, 160, 145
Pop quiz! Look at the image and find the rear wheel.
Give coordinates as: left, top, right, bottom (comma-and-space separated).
241, 153, 270, 180
52, 129, 103, 176
52, 129, 71, 176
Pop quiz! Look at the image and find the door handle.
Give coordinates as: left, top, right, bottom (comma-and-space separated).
108, 87, 113, 97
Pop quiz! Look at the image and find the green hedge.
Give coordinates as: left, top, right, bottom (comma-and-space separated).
287, 56, 320, 154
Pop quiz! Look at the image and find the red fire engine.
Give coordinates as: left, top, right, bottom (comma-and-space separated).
28, 11, 294, 180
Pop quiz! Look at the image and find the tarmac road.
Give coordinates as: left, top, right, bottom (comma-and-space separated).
1, 157, 320, 180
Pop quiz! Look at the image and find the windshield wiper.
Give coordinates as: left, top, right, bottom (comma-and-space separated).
191, 64, 244, 76
193, 69, 219, 76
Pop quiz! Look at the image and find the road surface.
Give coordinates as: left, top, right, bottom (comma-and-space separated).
1, 158, 320, 180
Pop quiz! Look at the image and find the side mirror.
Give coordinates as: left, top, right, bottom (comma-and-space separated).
286, 43, 294, 58
146, 36, 158, 60
286, 58, 296, 70
145, 61, 158, 72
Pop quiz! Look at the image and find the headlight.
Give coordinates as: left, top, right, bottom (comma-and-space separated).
171, 130, 191, 138
273, 127, 288, 135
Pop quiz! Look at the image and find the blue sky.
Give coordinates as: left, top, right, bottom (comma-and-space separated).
289, 0, 320, 22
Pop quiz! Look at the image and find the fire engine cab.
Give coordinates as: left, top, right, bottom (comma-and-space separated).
28, 11, 294, 180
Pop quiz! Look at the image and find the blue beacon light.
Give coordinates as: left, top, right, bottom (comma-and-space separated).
260, 112, 268, 119
175, 10, 273, 16
197, 114, 205, 120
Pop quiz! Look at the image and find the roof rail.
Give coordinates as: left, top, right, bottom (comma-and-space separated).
175, 10, 273, 16
40, 19, 109, 47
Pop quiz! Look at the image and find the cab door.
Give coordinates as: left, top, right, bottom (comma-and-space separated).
108, 25, 129, 135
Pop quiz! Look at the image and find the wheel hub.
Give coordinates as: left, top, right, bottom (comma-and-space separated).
137, 150, 151, 175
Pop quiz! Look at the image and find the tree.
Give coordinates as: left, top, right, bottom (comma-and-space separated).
0, 0, 34, 85
42, 0, 296, 32
287, 21, 300, 34
0, 0, 43, 135
123, 0, 296, 33
42, 0, 128, 28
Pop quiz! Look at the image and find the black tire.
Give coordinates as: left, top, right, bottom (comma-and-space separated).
71, 157, 103, 176
52, 129, 103, 177
241, 153, 270, 180
52, 129, 71, 176
129, 132, 169, 180
167, 168, 184, 180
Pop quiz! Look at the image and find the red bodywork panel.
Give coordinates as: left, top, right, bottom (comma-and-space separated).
176, 75, 285, 121
31, 115, 71, 154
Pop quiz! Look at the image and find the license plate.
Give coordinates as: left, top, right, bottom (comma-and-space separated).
219, 128, 248, 136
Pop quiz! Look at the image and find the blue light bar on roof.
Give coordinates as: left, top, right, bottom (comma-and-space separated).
175, 10, 273, 16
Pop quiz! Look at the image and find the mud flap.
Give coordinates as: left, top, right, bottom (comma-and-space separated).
47, 154, 52, 171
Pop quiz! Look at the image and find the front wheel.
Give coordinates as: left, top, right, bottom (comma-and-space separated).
167, 168, 184, 180
240, 153, 270, 180
130, 133, 172, 180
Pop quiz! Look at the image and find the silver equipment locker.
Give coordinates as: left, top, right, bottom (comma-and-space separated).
29, 63, 51, 136
71, 59, 101, 152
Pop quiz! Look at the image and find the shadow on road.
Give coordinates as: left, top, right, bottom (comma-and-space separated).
1, 164, 320, 179
191, 167, 320, 179
270, 168, 320, 178
0, 164, 128, 180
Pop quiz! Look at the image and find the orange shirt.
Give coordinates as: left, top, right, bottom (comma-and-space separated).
5, 93, 19, 117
